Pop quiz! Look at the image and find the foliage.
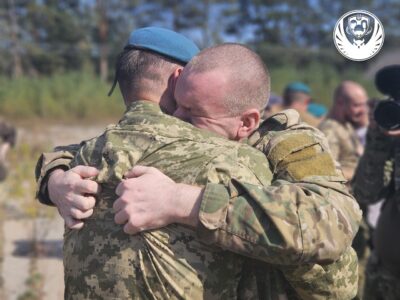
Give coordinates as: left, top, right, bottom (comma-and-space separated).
0, 0, 397, 117
0, 72, 124, 119
270, 63, 380, 107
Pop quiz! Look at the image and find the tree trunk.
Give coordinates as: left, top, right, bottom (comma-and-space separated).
97, 0, 109, 81
8, 0, 23, 78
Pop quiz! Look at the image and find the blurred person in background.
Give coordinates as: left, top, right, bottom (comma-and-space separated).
318, 80, 370, 298
282, 81, 321, 127
263, 93, 283, 118
0, 119, 16, 181
353, 109, 400, 300
318, 80, 369, 181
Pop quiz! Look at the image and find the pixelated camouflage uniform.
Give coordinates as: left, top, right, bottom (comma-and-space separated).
318, 117, 369, 298
353, 126, 400, 300
58, 101, 278, 299
36, 105, 361, 299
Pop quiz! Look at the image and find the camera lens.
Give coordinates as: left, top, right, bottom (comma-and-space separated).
374, 100, 400, 130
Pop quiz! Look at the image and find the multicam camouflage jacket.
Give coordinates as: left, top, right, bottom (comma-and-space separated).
35, 104, 361, 299
318, 118, 362, 180
199, 109, 360, 299
52, 101, 276, 299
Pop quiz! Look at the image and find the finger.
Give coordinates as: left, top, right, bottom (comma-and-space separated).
70, 208, 94, 220
76, 179, 101, 195
65, 216, 84, 229
71, 165, 99, 179
385, 130, 400, 137
69, 221, 84, 230
123, 222, 139, 235
113, 197, 125, 212
70, 208, 93, 220
71, 195, 96, 211
115, 179, 131, 196
114, 209, 130, 225
124, 165, 155, 178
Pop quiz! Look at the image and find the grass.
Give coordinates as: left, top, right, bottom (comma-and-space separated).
0, 66, 382, 121
270, 63, 382, 107
5, 141, 55, 219
0, 72, 124, 121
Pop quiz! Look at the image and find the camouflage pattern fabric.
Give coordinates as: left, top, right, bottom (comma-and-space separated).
318, 117, 367, 297
61, 100, 276, 299
35, 106, 361, 299
318, 118, 362, 181
199, 109, 360, 299
252, 110, 359, 300
199, 110, 361, 263
298, 110, 321, 128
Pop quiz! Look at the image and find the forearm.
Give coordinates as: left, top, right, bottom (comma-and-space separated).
35, 144, 80, 205
196, 179, 361, 265
174, 183, 203, 228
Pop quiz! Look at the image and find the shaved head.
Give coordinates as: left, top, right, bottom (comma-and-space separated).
331, 81, 368, 126
334, 81, 368, 105
183, 43, 270, 115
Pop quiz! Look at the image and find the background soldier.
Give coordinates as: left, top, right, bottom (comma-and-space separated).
0, 119, 16, 181
282, 81, 321, 127
318, 80, 369, 182
318, 80, 370, 297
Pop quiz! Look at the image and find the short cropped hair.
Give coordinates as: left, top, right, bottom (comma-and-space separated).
115, 49, 184, 101
185, 43, 270, 115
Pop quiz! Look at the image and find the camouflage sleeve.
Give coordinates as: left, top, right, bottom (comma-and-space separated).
198, 179, 361, 265
35, 144, 80, 205
318, 124, 340, 162
281, 246, 358, 299
352, 127, 394, 205
197, 113, 362, 264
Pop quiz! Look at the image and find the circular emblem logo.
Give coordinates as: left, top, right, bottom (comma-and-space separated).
333, 10, 384, 61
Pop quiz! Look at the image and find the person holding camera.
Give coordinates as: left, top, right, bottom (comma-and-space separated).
353, 65, 400, 300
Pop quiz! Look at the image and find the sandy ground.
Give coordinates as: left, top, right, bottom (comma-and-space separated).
1, 121, 109, 300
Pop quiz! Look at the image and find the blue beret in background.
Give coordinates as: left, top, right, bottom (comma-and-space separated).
308, 103, 327, 117
284, 82, 311, 94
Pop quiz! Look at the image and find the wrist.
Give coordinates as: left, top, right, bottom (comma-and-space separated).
48, 169, 65, 205
173, 183, 203, 227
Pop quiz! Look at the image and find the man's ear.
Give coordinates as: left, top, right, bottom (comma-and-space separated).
237, 109, 260, 140
168, 67, 183, 94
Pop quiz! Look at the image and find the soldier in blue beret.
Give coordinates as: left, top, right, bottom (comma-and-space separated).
36, 28, 360, 300
283, 81, 321, 127
108, 26, 199, 106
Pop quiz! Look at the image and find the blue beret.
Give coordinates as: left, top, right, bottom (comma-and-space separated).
285, 82, 311, 94
125, 27, 200, 64
307, 103, 327, 117
108, 27, 199, 96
